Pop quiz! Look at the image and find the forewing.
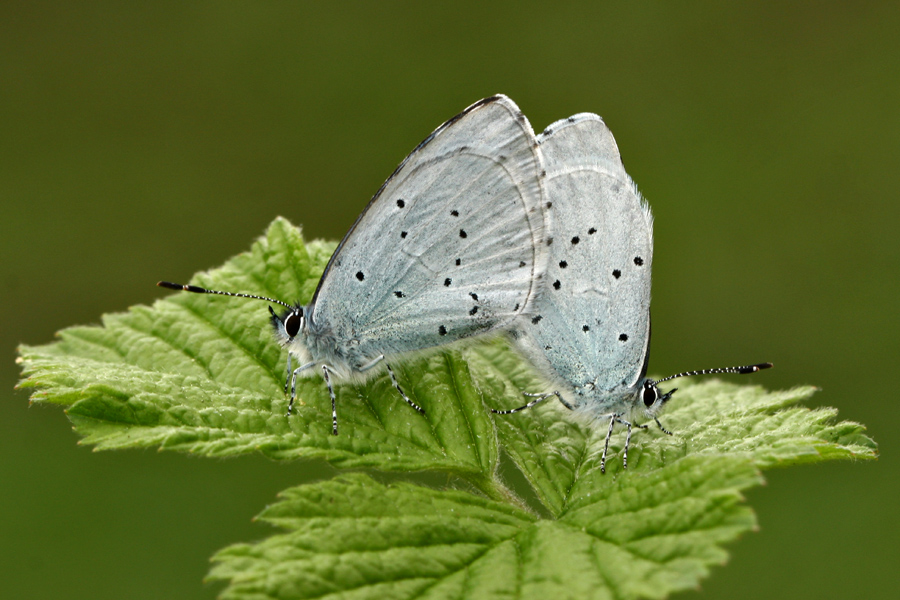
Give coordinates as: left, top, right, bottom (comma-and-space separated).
517, 114, 653, 398
310, 95, 546, 360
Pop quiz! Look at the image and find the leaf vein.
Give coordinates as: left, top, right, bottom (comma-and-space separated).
172, 300, 282, 388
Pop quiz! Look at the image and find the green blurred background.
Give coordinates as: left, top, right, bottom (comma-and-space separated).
2, 2, 896, 598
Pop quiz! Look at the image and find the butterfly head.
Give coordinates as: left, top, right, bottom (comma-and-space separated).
638, 378, 677, 417
270, 304, 307, 345
636, 362, 773, 418
157, 280, 312, 356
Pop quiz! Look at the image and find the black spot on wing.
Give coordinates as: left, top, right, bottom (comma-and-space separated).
612, 269, 621, 279
459, 229, 467, 238
394, 291, 404, 298
469, 306, 478, 315
532, 315, 543, 324
553, 280, 561, 290
401, 231, 408, 239
583, 325, 590, 332
444, 278, 451, 287
451, 210, 459, 217
396, 199, 405, 208
619, 333, 628, 341
356, 271, 365, 281
559, 260, 568, 269
571, 236, 580, 245
439, 325, 447, 336
634, 256, 644, 266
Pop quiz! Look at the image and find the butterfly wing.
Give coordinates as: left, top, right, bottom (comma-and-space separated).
309, 95, 547, 365
515, 114, 653, 406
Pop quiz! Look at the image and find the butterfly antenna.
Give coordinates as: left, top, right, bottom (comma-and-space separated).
157, 281, 295, 310
651, 362, 772, 386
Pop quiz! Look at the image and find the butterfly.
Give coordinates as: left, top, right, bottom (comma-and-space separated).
493, 111, 771, 471
160, 95, 549, 435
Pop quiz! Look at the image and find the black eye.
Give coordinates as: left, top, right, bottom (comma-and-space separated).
283, 310, 302, 338
643, 385, 657, 407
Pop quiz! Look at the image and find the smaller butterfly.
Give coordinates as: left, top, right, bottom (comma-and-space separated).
493, 112, 771, 472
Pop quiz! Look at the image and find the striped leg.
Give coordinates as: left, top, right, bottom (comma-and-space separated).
385, 364, 425, 414
654, 417, 673, 435
616, 417, 649, 470
320, 365, 338, 435
284, 354, 292, 394
600, 415, 617, 474
357, 355, 385, 372
287, 360, 316, 416
491, 390, 570, 414
358, 355, 425, 415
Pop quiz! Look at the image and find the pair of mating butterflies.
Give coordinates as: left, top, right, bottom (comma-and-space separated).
160, 95, 769, 472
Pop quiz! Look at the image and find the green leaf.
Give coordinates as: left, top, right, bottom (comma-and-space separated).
466, 342, 876, 518
209, 473, 536, 600
17, 218, 500, 482
206, 458, 764, 600
17, 217, 877, 598
206, 375, 874, 600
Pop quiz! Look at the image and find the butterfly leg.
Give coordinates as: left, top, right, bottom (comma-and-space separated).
491, 391, 564, 414
555, 394, 576, 411
384, 363, 425, 414
287, 360, 316, 416
600, 414, 617, 474
615, 417, 649, 470
358, 354, 425, 415
321, 365, 338, 436
357, 355, 385, 372
284, 354, 292, 394
654, 417, 673, 436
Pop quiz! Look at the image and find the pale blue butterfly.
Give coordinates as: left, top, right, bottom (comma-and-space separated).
494, 111, 771, 471
160, 95, 549, 435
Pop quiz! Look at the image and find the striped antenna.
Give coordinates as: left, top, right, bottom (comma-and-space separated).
157, 281, 294, 310
652, 362, 772, 386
